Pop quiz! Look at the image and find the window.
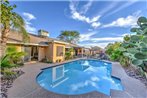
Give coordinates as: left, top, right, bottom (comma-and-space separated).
56, 46, 63, 56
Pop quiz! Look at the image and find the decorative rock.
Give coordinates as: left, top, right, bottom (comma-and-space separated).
124, 66, 147, 87
0, 69, 24, 98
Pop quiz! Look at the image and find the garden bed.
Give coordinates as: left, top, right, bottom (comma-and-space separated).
124, 66, 147, 87
0, 69, 24, 98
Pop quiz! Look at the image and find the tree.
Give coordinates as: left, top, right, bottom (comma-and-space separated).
58, 30, 80, 44
105, 42, 121, 56
91, 46, 102, 51
0, 0, 28, 58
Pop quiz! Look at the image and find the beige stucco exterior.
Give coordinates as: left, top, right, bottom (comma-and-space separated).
77, 48, 83, 55
7, 44, 22, 52
52, 42, 65, 63
45, 42, 66, 63
38, 47, 47, 61
6, 31, 93, 63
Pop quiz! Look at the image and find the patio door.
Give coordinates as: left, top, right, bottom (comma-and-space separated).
31, 46, 38, 61
24, 46, 31, 62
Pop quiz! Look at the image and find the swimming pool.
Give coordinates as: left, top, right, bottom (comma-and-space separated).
36, 59, 123, 96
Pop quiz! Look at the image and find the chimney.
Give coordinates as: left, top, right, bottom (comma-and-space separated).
38, 29, 49, 37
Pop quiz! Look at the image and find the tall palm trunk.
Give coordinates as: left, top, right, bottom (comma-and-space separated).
0, 27, 10, 58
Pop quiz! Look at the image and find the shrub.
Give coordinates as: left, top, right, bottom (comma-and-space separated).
65, 52, 71, 60
119, 17, 147, 73
65, 48, 74, 60
105, 42, 122, 61
0, 55, 16, 69
6, 46, 26, 65
119, 56, 130, 67
2, 69, 17, 78
110, 49, 122, 61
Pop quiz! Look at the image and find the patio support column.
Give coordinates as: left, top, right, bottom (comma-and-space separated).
82, 48, 83, 58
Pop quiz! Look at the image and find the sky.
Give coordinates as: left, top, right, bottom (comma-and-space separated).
10, 0, 147, 48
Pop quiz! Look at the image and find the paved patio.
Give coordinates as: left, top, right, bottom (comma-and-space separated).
8, 59, 147, 98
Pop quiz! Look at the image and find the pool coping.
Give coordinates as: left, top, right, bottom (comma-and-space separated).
41, 58, 112, 70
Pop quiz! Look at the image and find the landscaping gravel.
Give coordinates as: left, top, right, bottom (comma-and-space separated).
0, 70, 24, 98
124, 66, 147, 87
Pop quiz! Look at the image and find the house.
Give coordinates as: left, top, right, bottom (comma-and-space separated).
65, 43, 88, 58
83, 48, 91, 56
6, 30, 97, 63
7, 30, 68, 63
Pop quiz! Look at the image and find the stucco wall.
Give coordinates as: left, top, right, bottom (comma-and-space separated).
46, 43, 53, 62
52, 43, 65, 63
7, 44, 22, 52
7, 42, 66, 63
46, 42, 65, 63
77, 48, 83, 55
38, 47, 46, 61
16, 45, 22, 52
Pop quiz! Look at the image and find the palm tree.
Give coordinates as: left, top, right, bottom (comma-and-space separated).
0, 0, 28, 58
58, 30, 80, 44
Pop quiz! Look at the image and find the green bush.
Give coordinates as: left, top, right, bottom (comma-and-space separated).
105, 42, 122, 61
119, 56, 130, 67
65, 48, 74, 60
110, 49, 122, 61
2, 69, 17, 78
119, 16, 147, 73
0, 46, 26, 70
6, 46, 26, 64
0, 55, 16, 69
46, 59, 53, 63
65, 52, 71, 60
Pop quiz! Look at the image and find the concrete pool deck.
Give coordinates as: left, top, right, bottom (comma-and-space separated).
8, 59, 147, 98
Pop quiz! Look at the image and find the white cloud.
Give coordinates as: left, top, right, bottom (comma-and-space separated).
79, 37, 123, 48
80, 32, 96, 42
88, 29, 93, 31
121, 33, 130, 37
23, 12, 36, 21
91, 37, 123, 42
69, 1, 101, 28
79, 31, 124, 48
80, 0, 93, 14
23, 12, 37, 34
91, 16, 100, 22
79, 42, 110, 49
25, 24, 37, 34
97, 2, 118, 16
106, 1, 137, 17
80, 32, 123, 42
91, 22, 101, 28
102, 15, 139, 28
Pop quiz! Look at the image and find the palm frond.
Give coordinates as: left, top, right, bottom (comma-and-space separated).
11, 12, 29, 42
12, 12, 25, 26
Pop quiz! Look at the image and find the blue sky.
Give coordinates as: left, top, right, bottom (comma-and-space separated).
10, 0, 147, 48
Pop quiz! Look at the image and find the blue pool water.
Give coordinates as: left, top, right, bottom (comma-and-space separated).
37, 59, 123, 96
